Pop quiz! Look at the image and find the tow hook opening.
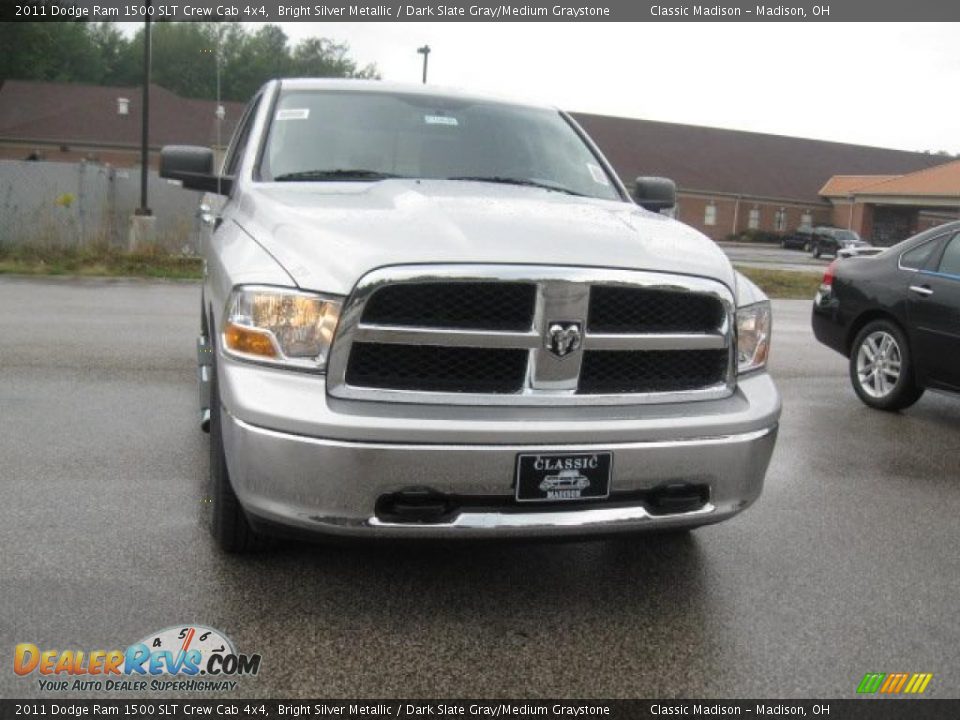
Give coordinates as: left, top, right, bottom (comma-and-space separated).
646, 483, 710, 515
376, 488, 455, 524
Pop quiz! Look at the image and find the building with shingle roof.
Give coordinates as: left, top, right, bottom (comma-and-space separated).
0, 79, 244, 167
1, 80, 956, 243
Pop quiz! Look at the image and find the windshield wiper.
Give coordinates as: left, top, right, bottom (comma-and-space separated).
447, 176, 586, 197
273, 169, 405, 182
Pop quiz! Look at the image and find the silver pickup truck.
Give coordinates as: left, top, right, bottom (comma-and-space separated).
161, 79, 781, 552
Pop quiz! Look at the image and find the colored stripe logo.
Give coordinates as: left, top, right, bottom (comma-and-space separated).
857, 672, 933, 694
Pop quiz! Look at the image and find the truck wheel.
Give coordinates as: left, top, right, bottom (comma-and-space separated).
209, 368, 265, 553
849, 320, 924, 411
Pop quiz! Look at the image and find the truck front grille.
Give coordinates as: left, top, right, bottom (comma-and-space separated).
579, 349, 729, 394
346, 343, 528, 394
588, 286, 724, 334
362, 281, 536, 331
327, 265, 735, 406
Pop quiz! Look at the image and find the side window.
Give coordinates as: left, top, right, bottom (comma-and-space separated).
936, 233, 960, 277
900, 239, 939, 270
223, 96, 262, 177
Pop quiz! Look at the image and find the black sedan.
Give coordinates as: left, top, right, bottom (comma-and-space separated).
812, 221, 960, 410
810, 227, 869, 258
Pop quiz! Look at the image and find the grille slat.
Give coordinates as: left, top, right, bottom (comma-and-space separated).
578, 349, 729, 394
346, 343, 528, 394
588, 286, 724, 334
362, 281, 536, 331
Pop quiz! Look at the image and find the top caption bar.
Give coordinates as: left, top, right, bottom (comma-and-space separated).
4, 0, 960, 21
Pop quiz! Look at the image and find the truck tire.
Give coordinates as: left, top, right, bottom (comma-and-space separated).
209, 367, 265, 553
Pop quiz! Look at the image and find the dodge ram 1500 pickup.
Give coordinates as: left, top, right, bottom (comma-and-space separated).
160, 79, 781, 552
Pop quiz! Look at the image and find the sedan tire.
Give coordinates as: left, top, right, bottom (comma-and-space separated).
849, 320, 924, 411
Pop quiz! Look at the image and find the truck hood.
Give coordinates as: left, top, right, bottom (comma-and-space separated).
232, 179, 735, 296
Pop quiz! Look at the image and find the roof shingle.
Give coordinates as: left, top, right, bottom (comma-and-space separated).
0, 79, 244, 149
572, 112, 947, 203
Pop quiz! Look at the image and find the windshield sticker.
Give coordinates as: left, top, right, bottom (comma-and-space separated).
424, 115, 459, 126
587, 163, 610, 185
276, 108, 310, 121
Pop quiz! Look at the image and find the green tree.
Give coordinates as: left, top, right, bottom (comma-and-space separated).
1, 22, 379, 102
290, 37, 379, 80
0, 22, 105, 84
220, 24, 292, 101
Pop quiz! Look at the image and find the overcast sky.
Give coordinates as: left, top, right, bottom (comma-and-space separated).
127, 22, 960, 154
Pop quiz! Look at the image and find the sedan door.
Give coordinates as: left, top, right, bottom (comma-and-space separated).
907, 231, 960, 390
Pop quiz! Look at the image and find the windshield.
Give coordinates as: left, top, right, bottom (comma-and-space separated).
259, 89, 622, 201
835, 230, 861, 242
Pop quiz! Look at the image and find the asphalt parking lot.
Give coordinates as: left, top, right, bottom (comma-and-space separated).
2, 276, 958, 699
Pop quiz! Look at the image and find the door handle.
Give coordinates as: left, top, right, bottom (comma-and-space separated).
909, 284, 933, 297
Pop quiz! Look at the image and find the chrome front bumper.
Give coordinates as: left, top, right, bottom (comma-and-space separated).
218, 358, 781, 539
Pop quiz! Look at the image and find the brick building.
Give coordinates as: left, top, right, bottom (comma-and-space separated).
1, 79, 956, 244
820, 161, 960, 245
0, 80, 244, 167
573, 113, 956, 242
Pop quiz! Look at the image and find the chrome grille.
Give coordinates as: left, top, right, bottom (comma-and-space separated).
326, 265, 735, 406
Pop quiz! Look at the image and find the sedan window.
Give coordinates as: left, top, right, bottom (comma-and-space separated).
936, 233, 960, 277
900, 240, 940, 270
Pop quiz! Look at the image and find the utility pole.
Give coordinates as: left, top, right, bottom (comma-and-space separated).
130, 5, 155, 249
138, 6, 152, 216
417, 45, 431, 84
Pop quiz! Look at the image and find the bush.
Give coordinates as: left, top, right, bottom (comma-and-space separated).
725, 230, 784, 244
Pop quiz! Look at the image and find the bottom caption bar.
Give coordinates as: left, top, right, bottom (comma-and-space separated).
2, 701, 959, 720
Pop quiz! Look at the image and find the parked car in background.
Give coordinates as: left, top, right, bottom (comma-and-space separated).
810, 227, 869, 258
812, 220, 960, 410
781, 226, 814, 251
837, 246, 884, 260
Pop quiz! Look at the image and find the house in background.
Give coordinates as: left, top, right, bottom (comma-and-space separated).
1, 79, 956, 245
0, 80, 244, 168
820, 160, 960, 245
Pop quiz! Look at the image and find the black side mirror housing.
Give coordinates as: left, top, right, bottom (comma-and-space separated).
633, 176, 676, 212
160, 146, 233, 195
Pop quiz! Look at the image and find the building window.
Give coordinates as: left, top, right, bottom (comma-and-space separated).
800, 211, 813, 228
748, 208, 760, 230
704, 203, 717, 226
774, 208, 787, 232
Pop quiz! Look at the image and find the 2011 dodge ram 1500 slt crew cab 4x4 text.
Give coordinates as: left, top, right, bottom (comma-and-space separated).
160, 79, 781, 552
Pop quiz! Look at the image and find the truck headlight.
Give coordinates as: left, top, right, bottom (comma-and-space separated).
736, 301, 771, 374
222, 286, 341, 371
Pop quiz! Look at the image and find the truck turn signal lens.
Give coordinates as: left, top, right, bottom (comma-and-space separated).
224, 322, 278, 358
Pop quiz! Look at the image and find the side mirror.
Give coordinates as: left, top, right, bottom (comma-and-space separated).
633, 176, 676, 212
160, 146, 232, 195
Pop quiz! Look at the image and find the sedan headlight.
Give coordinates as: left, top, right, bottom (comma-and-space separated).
222, 286, 341, 371
736, 301, 771, 374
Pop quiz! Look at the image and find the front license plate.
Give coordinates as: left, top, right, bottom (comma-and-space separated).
515, 452, 612, 502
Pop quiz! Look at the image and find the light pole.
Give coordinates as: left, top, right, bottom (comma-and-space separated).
417, 45, 430, 84
138, 6, 152, 216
